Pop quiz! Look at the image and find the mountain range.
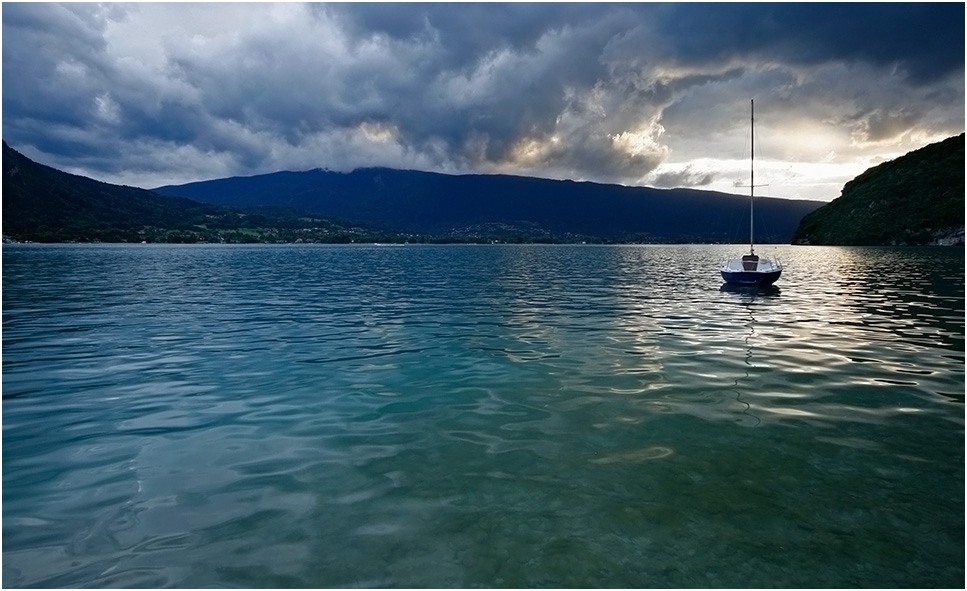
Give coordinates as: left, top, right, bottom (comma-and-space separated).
6, 134, 962, 246
3, 141, 823, 244
1, 141, 401, 244
154, 168, 822, 244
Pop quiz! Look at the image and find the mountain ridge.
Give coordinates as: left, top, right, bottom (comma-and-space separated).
792, 133, 964, 246
5, 139, 820, 244
9, 134, 961, 246
155, 166, 823, 244
1, 141, 407, 243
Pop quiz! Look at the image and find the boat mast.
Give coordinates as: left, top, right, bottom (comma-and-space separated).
750, 99, 755, 256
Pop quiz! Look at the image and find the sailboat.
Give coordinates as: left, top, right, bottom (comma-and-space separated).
720, 99, 782, 286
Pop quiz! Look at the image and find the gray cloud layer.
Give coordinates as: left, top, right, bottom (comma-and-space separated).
3, 3, 963, 200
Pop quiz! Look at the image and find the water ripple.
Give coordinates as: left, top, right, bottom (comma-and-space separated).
2, 244, 963, 588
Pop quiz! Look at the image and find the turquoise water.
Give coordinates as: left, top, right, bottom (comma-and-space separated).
3, 244, 963, 588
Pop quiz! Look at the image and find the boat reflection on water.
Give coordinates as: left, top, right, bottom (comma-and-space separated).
719, 283, 781, 298
719, 282, 781, 427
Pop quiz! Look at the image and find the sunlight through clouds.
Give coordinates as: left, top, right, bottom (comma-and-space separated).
2, 3, 962, 200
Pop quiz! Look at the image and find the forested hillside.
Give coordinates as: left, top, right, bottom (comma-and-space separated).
3, 140, 825, 244
792, 134, 964, 246
1, 142, 404, 243
156, 167, 824, 244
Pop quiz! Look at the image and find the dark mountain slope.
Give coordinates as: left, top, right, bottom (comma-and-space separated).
1, 142, 401, 243
2, 138, 824, 245
2, 141, 229, 242
793, 134, 964, 246
156, 167, 824, 243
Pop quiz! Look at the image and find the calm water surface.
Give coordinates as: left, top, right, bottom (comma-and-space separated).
3, 244, 964, 588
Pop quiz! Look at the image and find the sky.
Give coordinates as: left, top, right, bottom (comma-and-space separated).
2, 2, 964, 202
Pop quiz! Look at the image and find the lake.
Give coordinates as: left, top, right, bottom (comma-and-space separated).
2, 243, 963, 588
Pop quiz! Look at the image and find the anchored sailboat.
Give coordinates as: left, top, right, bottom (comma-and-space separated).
721, 100, 782, 286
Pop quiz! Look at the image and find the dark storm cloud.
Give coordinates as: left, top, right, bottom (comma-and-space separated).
1, 3, 963, 199
648, 3, 964, 83
323, 3, 601, 65
2, 4, 109, 133
2, 4, 204, 163
318, 3, 632, 156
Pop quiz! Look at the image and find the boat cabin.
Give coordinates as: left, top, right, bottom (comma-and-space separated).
741, 254, 760, 271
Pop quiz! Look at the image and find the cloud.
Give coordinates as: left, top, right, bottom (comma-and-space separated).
2, 3, 963, 200
650, 165, 717, 190
645, 3, 963, 83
